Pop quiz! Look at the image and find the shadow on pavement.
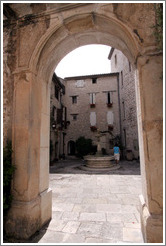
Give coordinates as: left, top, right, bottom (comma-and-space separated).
49, 158, 141, 175
3, 222, 49, 244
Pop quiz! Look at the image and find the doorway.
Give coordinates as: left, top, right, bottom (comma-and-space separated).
68, 141, 76, 156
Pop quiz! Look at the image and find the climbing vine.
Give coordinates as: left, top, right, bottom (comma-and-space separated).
3, 140, 16, 215
154, 3, 163, 51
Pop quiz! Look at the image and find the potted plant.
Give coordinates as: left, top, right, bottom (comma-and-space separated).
90, 126, 97, 132
90, 103, 95, 108
107, 102, 113, 107
108, 124, 114, 131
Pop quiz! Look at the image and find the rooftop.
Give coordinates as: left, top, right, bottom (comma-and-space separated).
64, 72, 119, 81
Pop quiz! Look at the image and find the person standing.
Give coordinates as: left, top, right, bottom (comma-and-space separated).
113, 143, 120, 164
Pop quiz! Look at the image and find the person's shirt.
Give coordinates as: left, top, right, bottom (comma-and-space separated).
114, 146, 120, 154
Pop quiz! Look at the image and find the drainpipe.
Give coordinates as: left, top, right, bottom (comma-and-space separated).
117, 73, 122, 143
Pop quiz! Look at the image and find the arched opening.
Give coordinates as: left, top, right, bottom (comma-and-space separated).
6, 8, 163, 243
68, 141, 76, 156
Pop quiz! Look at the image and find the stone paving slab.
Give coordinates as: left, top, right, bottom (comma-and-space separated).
61, 211, 80, 221
5, 159, 144, 243
46, 219, 66, 231
77, 221, 104, 238
62, 221, 81, 234
123, 227, 143, 242
101, 222, 123, 241
97, 203, 121, 213
73, 204, 97, 213
52, 202, 75, 212
79, 212, 106, 222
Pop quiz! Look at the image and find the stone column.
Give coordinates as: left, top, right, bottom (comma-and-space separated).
136, 54, 163, 243
5, 71, 52, 239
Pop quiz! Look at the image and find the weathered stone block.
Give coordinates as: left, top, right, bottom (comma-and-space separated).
139, 195, 163, 243
5, 197, 41, 239
40, 188, 52, 227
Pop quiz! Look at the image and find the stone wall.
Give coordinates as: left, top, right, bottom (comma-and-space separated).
3, 23, 17, 144
109, 49, 139, 159
64, 74, 120, 155
50, 74, 67, 162
50, 79, 61, 162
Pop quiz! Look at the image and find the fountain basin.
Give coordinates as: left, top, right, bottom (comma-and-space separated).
84, 155, 114, 168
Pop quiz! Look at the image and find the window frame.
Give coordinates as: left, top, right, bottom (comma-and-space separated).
71, 96, 77, 104
71, 114, 78, 121
92, 78, 97, 84
90, 93, 96, 105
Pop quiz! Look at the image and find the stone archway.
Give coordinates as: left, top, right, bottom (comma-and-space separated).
4, 3, 163, 243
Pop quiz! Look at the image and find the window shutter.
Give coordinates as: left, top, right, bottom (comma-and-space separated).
93, 93, 96, 104
57, 108, 63, 124
107, 111, 114, 125
90, 93, 92, 104
90, 112, 96, 126
90, 93, 95, 104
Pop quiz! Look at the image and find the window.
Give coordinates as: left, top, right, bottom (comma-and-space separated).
53, 106, 56, 120
71, 114, 78, 120
57, 108, 63, 124
55, 87, 59, 100
123, 129, 127, 147
107, 92, 112, 104
90, 93, 96, 104
121, 71, 123, 87
115, 54, 117, 66
76, 80, 85, 87
90, 112, 96, 126
72, 96, 77, 104
107, 111, 114, 125
92, 78, 97, 84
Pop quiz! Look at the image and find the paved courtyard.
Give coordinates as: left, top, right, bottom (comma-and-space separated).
5, 158, 144, 244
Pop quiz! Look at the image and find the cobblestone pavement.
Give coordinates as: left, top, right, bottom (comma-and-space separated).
5, 158, 144, 244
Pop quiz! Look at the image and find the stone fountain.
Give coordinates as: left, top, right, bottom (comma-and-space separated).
83, 129, 119, 171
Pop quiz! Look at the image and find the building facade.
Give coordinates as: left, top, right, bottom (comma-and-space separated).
108, 48, 139, 160
51, 48, 139, 161
50, 74, 67, 163
50, 73, 121, 158
64, 73, 121, 156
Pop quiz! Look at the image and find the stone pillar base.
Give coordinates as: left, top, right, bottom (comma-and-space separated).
5, 188, 52, 239
139, 195, 163, 243
40, 188, 52, 226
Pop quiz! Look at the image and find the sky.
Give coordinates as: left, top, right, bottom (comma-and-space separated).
55, 44, 111, 79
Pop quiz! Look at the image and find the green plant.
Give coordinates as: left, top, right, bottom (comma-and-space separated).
154, 3, 163, 50
75, 136, 93, 158
3, 140, 16, 215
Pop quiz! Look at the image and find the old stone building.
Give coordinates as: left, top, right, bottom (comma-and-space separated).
64, 73, 120, 156
108, 48, 139, 160
3, 3, 163, 243
50, 72, 121, 158
51, 48, 139, 160
50, 74, 66, 163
